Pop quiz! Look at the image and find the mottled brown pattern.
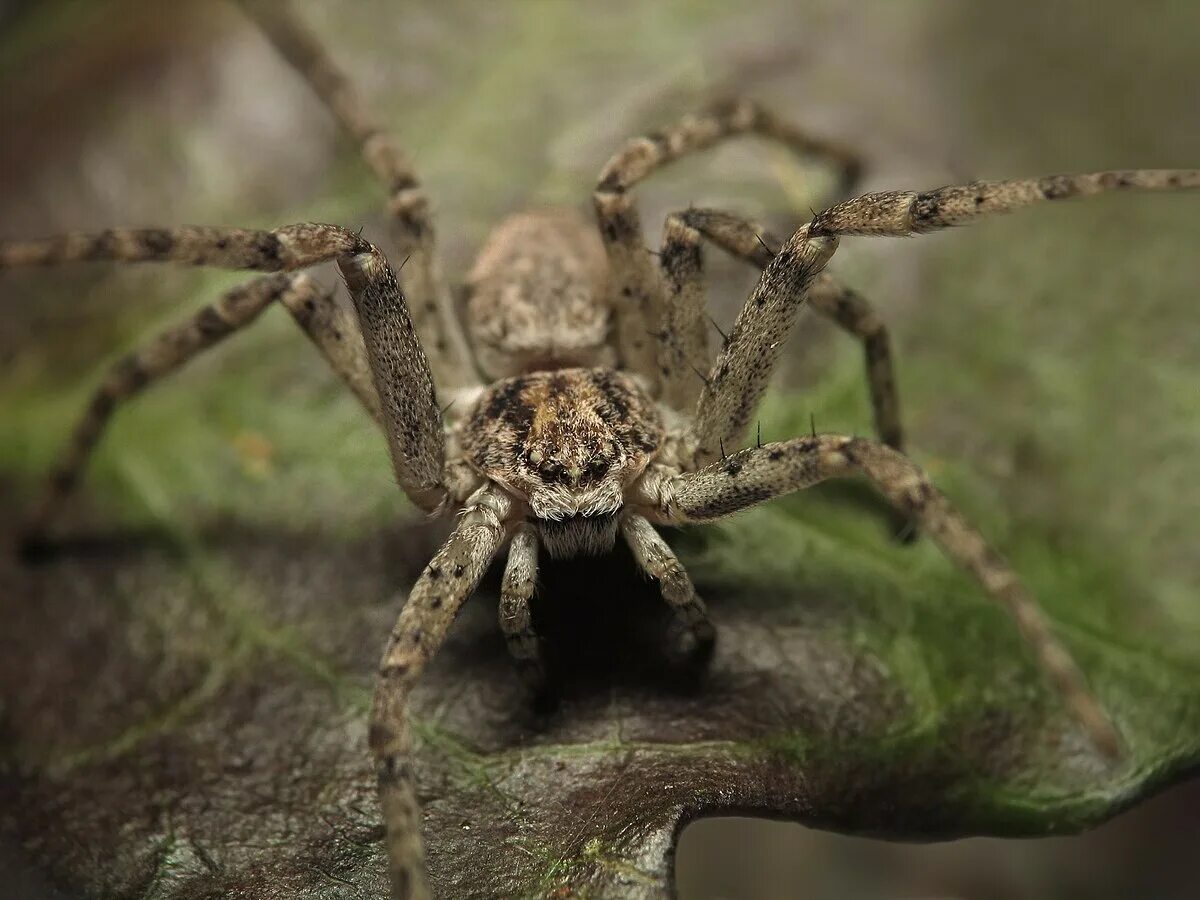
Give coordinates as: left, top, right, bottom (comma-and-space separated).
621, 512, 715, 661
497, 523, 541, 684
812, 170, 1200, 237
465, 209, 613, 379
340, 251, 447, 513
0, 222, 367, 271
280, 273, 383, 422
657, 213, 713, 412
686, 224, 837, 466
369, 488, 511, 900
593, 97, 864, 397
677, 207, 905, 454
6, 2, 1192, 895
461, 367, 663, 523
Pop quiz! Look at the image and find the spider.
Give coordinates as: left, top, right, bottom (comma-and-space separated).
3, 1, 1197, 897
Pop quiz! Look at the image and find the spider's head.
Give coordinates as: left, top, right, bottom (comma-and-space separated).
462, 368, 663, 557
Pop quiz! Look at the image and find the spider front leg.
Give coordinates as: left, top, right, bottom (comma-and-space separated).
237, 0, 477, 390
638, 434, 1122, 759
498, 523, 544, 689
621, 512, 715, 664
338, 249, 450, 512
594, 98, 862, 393
3, 222, 450, 519
370, 487, 511, 900
682, 222, 839, 468
671, 207, 904, 453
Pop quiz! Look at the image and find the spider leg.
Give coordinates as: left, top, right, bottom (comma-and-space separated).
594, 98, 862, 394
641, 434, 1122, 759
370, 486, 511, 900
620, 512, 715, 663
17, 273, 378, 547
282, 273, 382, 423
684, 221, 838, 468
498, 523, 544, 688
655, 214, 713, 412
0, 222, 363, 269
674, 207, 904, 453
1, 222, 450, 513
236, 0, 477, 389
811, 169, 1200, 237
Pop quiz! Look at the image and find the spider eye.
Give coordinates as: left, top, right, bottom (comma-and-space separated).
529, 449, 544, 465
583, 460, 608, 483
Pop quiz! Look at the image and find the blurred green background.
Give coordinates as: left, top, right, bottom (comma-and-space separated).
1, 1, 1198, 898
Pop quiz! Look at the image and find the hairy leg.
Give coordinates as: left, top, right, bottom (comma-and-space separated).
17, 273, 372, 545
0, 222, 364, 269
1, 222, 449, 512
370, 487, 511, 900
684, 222, 838, 468
655, 214, 713, 412
811, 169, 1200, 237
499, 523, 543, 687
594, 98, 863, 393
620, 512, 715, 662
675, 207, 904, 452
281, 275, 382, 423
236, 0, 477, 388
639, 434, 1122, 758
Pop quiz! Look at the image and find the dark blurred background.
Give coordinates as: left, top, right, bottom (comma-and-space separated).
2, 2, 1198, 898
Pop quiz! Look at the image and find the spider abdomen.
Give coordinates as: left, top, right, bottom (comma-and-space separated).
464, 208, 616, 379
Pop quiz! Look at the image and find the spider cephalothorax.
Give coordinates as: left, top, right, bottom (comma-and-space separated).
4, 1, 1197, 898
462, 367, 662, 551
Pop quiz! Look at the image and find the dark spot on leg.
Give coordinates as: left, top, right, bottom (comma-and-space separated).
140, 229, 175, 258
865, 335, 891, 366
84, 231, 116, 261
905, 480, 935, 512
367, 721, 396, 751
390, 172, 419, 193
50, 468, 78, 493
911, 192, 945, 227
253, 232, 282, 269
195, 305, 233, 339
1040, 175, 1078, 200
112, 356, 150, 392
771, 247, 798, 270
